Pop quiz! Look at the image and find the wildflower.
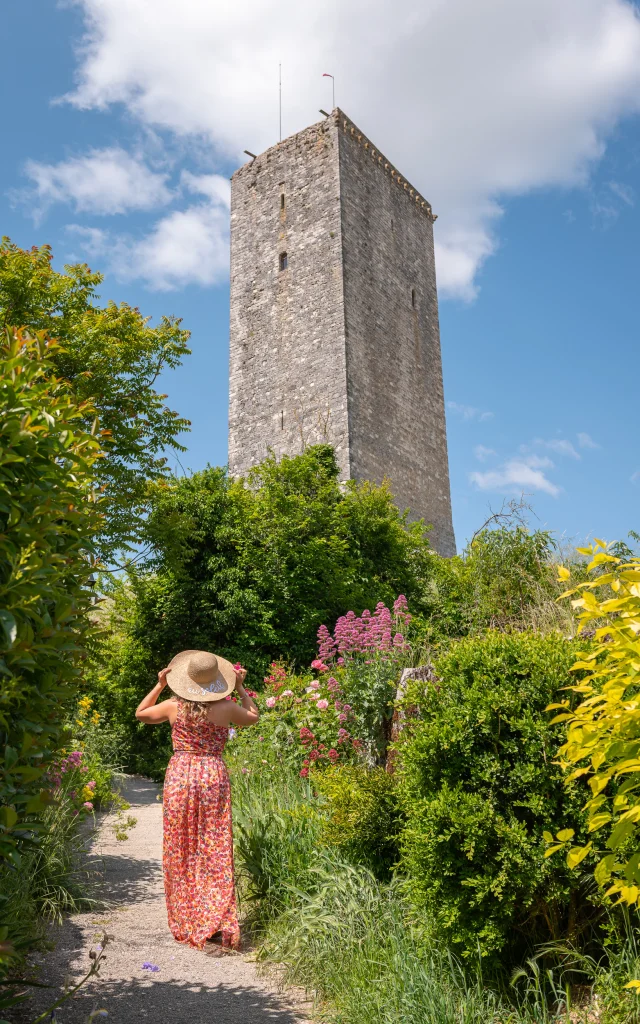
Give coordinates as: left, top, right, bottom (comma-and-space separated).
343, 704, 352, 712
233, 663, 244, 672
228, 728, 237, 739
334, 701, 342, 710
311, 659, 329, 672
309, 681, 320, 690
82, 786, 95, 801
300, 727, 314, 740
261, 759, 268, 764
91, 712, 101, 725
246, 689, 258, 698
328, 749, 339, 761
337, 657, 345, 666
316, 699, 329, 710
339, 713, 348, 722
83, 801, 94, 811
76, 720, 85, 728
309, 750, 320, 761
265, 696, 277, 708
327, 677, 340, 693
241, 768, 249, 775
141, 962, 160, 972
258, 736, 264, 742
300, 767, 309, 778
282, 689, 294, 697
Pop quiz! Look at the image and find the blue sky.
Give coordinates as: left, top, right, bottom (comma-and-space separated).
3, 0, 639, 551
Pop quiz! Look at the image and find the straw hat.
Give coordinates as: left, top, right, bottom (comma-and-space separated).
165, 649, 236, 702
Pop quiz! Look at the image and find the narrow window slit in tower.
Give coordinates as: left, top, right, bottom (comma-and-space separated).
411, 288, 416, 308
279, 252, 288, 271
280, 193, 285, 211
281, 410, 284, 430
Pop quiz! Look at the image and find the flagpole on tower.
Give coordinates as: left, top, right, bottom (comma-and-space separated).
323, 73, 335, 110
279, 63, 282, 141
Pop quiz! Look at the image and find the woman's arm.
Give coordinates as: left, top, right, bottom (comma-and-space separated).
135, 668, 177, 725
228, 668, 259, 727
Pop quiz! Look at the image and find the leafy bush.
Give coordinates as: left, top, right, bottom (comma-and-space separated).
313, 765, 401, 877
395, 631, 596, 964
0, 327, 103, 874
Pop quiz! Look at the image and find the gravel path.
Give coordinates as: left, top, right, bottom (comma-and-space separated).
15, 777, 311, 1024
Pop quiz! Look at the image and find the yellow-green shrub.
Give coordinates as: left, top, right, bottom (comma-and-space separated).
548, 542, 640, 910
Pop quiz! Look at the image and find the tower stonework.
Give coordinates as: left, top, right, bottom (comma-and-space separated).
228, 109, 456, 556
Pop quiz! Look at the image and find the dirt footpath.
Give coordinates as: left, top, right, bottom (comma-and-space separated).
15, 777, 311, 1024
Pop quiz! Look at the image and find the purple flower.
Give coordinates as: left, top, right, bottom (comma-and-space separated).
142, 962, 160, 972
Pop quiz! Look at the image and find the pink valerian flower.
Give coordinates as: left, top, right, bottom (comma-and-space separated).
282, 689, 294, 697
309, 680, 320, 690
265, 697, 277, 708
308, 749, 320, 761
83, 801, 94, 811
316, 699, 329, 710
300, 767, 309, 777
326, 677, 341, 693
316, 597, 410, 663
338, 713, 348, 722
328, 749, 339, 761
334, 701, 342, 710
317, 624, 337, 663
311, 659, 329, 673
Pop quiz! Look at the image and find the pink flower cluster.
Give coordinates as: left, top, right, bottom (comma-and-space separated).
316, 596, 411, 664
48, 750, 88, 788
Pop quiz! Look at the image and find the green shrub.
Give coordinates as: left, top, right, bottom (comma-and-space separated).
0, 327, 103, 874
396, 631, 597, 964
313, 765, 401, 877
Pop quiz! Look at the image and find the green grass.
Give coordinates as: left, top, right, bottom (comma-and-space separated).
230, 761, 640, 1024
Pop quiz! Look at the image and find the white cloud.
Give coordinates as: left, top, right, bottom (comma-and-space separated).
470, 454, 560, 497
447, 401, 493, 422
67, 200, 230, 290
23, 147, 172, 216
62, 0, 640, 298
181, 171, 230, 206
578, 431, 601, 449
608, 180, 635, 205
474, 445, 496, 462
528, 437, 580, 459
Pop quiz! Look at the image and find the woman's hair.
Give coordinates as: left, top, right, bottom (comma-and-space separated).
175, 695, 210, 720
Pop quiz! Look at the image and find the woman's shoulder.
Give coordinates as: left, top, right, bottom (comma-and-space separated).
205, 701, 232, 727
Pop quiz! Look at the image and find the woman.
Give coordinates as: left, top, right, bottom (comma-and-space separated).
135, 649, 259, 952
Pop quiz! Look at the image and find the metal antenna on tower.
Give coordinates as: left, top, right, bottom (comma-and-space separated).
322, 72, 335, 109
279, 63, 282, 141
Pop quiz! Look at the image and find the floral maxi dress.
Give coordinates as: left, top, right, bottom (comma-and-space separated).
163, 703, 240, 949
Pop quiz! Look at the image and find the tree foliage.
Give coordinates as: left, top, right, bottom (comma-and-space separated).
548, 542, 640, 910
88, 446, 434, 776
0, 239, 191, 558
0, 327, 103, 869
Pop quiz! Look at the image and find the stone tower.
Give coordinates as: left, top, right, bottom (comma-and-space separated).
228, 109, 456, 556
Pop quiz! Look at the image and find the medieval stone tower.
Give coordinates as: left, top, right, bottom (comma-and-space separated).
228, 108, 456, 557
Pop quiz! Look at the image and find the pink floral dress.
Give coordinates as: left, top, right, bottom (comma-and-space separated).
163, 702, 240, 949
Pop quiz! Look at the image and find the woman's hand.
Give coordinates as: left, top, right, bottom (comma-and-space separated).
157, 667, 170, 690
234, 665, 247, 692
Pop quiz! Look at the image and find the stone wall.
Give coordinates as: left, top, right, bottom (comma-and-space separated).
228, 110, 456, 556
337, 114, 456, 556
228, 118, 351, 480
